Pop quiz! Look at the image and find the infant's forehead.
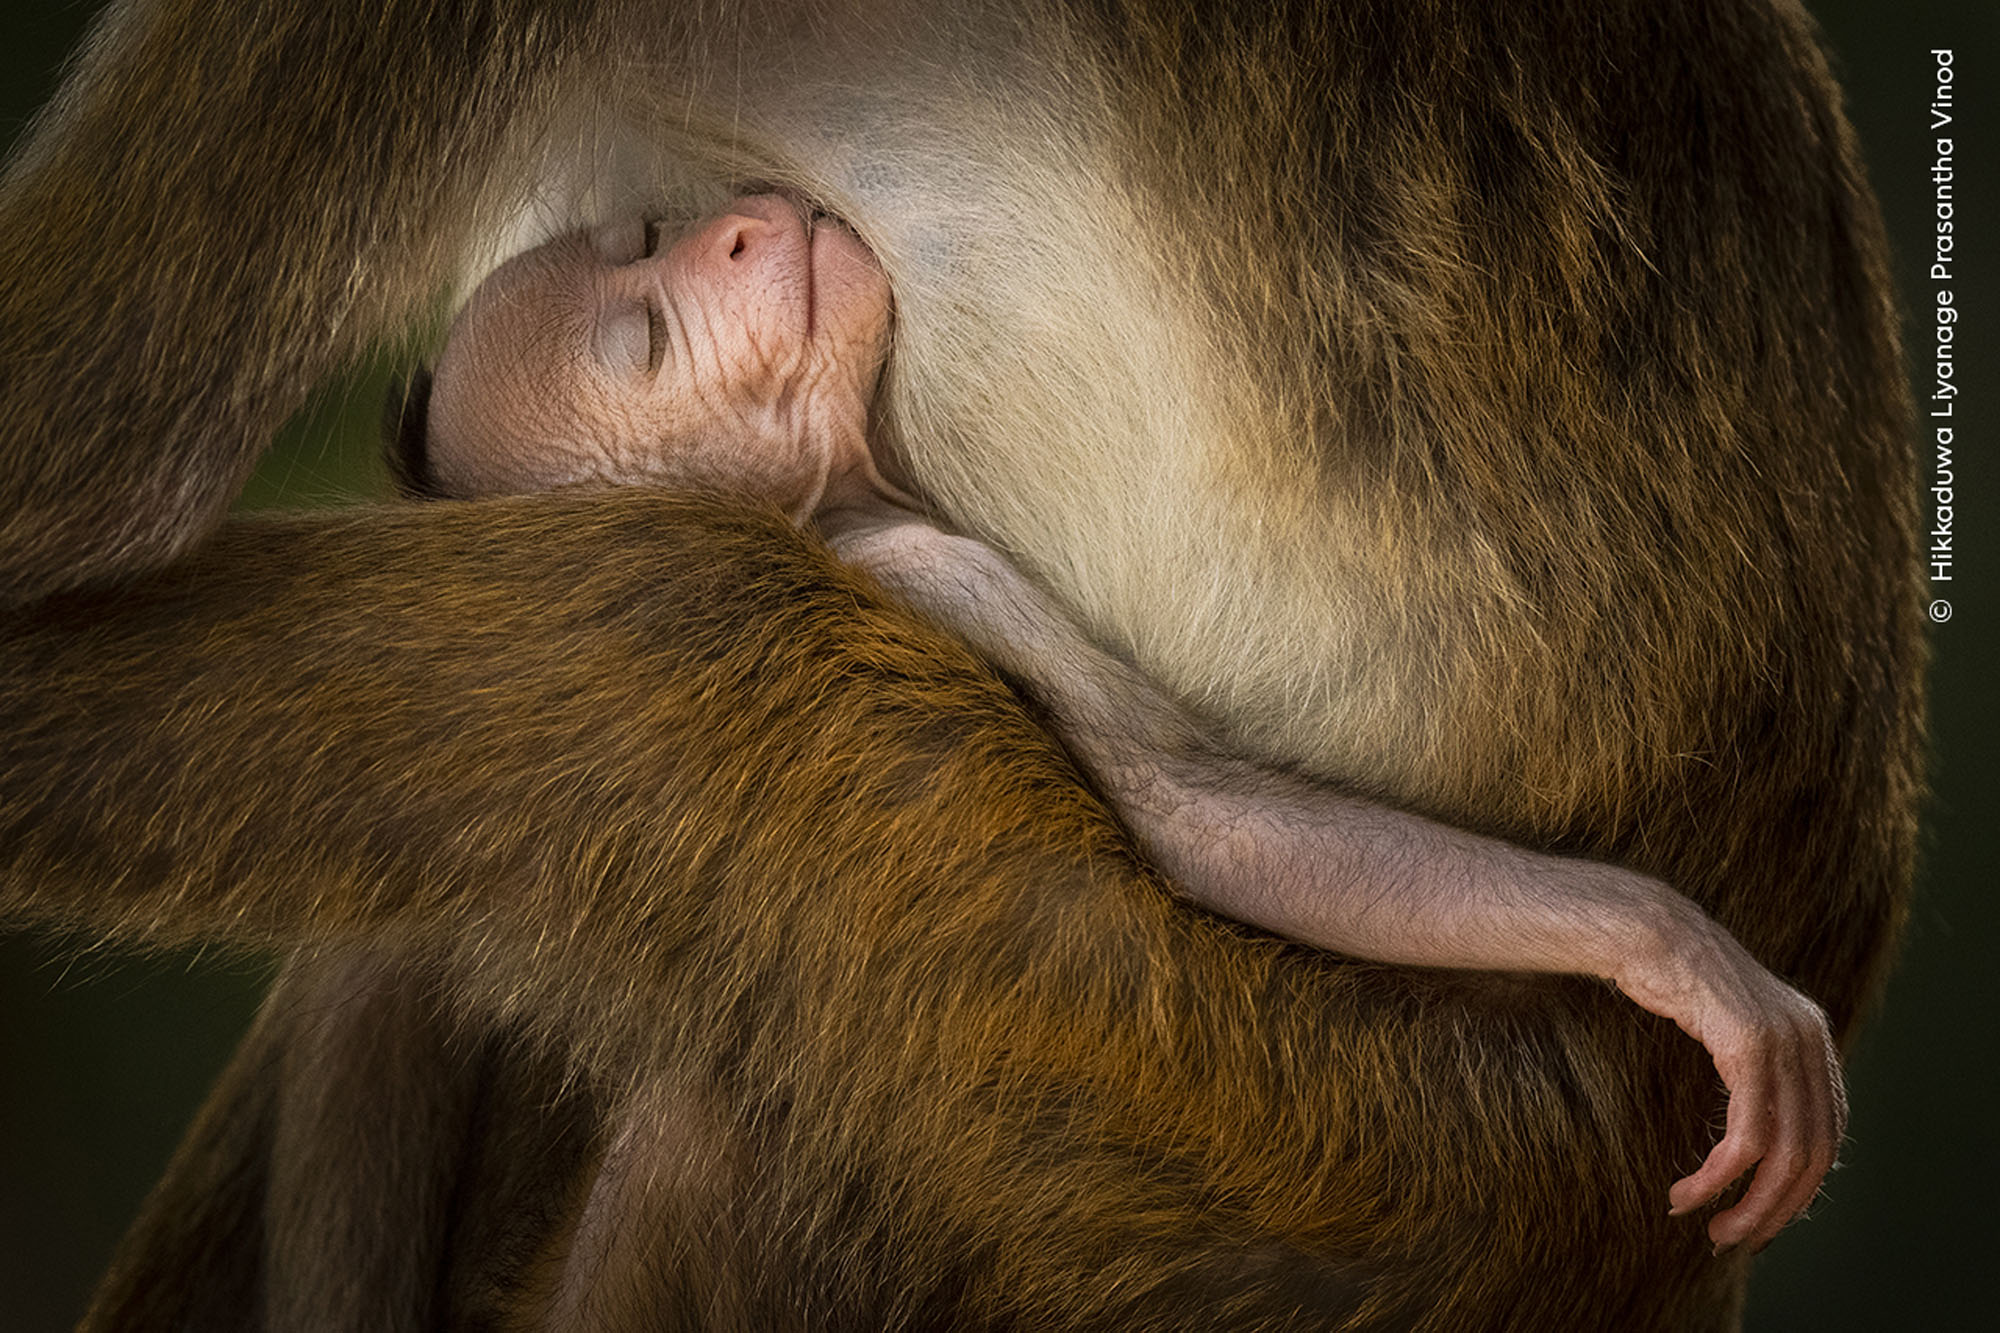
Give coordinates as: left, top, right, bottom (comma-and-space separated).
437, 248, 611, 447
459, 241, 591, 345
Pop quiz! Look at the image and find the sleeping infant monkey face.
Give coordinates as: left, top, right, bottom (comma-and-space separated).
428, 193, 906, 517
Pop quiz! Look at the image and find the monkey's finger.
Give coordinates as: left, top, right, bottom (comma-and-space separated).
1705, 1030, 1822, 1253
1667, 1054, 1770, 1214
1740, 1021, 1844, 1253
1668, 1132, 1757, 1216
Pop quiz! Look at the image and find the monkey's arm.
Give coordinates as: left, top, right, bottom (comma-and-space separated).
832, 516, 1842, 1254
0, 492, 1682, 1320
0, 0, 615, 603
0, 491, 1090, 1068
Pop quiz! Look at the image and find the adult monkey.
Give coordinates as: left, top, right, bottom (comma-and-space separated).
0, 1, 1920, 1331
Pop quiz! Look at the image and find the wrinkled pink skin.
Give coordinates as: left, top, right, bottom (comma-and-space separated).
429, 193, 908, 519
427, 197, 1844, 1257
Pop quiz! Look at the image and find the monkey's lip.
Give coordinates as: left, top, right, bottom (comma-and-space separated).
805, 224, 833, 337
804, 220, 880, 343
738, 189, 877, 342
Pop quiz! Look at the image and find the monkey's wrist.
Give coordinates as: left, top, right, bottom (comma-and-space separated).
1471, 850, 1698, 991
1596, 884, 1739, 1019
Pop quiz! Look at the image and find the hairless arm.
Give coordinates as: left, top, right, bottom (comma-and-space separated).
828, 513, 1844, 1253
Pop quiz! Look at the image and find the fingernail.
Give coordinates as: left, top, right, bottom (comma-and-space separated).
1712, 1241, 1737, 1258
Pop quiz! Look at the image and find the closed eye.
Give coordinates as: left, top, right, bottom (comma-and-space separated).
642, 220, 668, 374
647, 300, 668, 376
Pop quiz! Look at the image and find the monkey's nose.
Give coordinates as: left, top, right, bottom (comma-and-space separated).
699, 194, 805, 262
717, 218, 765, 261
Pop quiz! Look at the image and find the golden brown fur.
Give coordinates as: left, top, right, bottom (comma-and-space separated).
0, 0, 1921, 1328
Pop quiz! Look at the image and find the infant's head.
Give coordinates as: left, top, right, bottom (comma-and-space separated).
419, 194, 903, 518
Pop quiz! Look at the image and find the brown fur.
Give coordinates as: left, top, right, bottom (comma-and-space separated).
0, 0, 1921, 1328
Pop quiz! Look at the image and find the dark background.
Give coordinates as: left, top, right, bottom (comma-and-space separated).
0, 2, 1992, 1327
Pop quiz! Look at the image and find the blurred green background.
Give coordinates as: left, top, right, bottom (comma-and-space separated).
0, 2, 1993, 1327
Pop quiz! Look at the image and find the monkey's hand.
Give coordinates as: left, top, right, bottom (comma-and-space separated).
1609, 903, 1846, 1255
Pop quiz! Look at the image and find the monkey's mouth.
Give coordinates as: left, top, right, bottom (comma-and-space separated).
739, 185, 842, 338
803, 222, 817, 337
730, 182, 882, 345
802, 212, 878, 342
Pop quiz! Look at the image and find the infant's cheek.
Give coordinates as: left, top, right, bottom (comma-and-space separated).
613, 428, 820, 516
428, 439, 531, 499
510, 444, 605, 496
444, 439, 608, 499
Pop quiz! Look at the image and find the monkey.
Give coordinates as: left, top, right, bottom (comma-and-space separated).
408, 186, 1843, 1237
414, 199, 908, 518
0, 1, 1921, 1329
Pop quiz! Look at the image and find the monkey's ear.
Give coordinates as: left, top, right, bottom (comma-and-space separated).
383, 368, 446, 500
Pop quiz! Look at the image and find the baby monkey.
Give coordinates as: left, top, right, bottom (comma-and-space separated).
407, 194, 1842, 1256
